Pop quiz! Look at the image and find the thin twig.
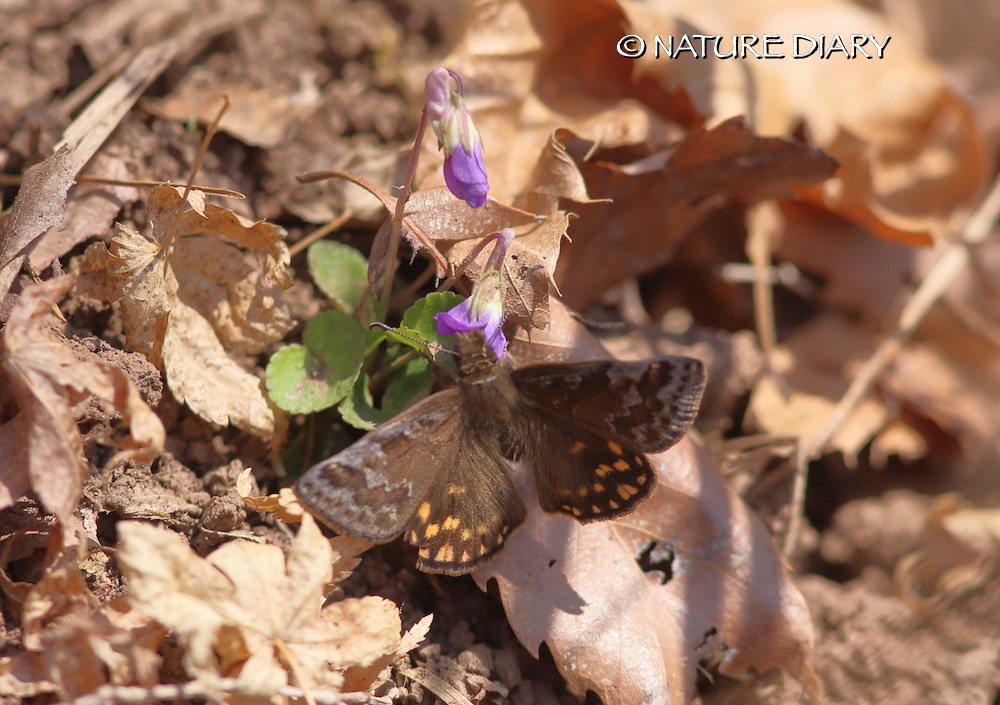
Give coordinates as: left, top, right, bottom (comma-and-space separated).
289, 209, 356, 258
0, 173, 245, 198
181, 95, 228, 203
783, 173, 1000, 557
746, 202, 781, 356
70, 680, 388, 705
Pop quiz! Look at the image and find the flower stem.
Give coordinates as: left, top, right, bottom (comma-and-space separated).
376, 106, 429, 320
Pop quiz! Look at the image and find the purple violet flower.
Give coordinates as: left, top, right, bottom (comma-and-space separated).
434, 228, 514, 358
425, 67, 489, 208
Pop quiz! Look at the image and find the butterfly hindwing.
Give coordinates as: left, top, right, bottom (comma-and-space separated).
515, 409, 655, 521
402, 435, 526, 575
511, 356, 705, 453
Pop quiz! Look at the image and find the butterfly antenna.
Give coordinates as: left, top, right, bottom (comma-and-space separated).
368, 322, 458, 357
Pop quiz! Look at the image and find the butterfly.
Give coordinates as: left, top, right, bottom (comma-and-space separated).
295, 329, 705, 575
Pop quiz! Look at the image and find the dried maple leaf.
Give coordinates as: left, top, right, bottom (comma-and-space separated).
99, 183, 293, 437
473, 438, 818, 705
0, 276, 165, 521
118, 514, 414, 694
0, 518, 164, 700
236, 468, 369, 584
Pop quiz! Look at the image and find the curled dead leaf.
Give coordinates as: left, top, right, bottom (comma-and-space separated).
0, 146, 76, 308
236, 468, 305, 524
0, 276, 165, 521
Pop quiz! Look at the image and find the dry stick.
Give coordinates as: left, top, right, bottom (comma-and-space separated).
69, 679, 388, 705
0, 173, 246, 198
746, 202, 782, 357
182, 96, 228, 202
78, 175, 245, 198
288, 209, 355, 257
156, 96, 228, 257
783, 174, 1000, 558
59, 47, 134, 116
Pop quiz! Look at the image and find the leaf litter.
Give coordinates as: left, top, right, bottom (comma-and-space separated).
1, 0, 1000, 704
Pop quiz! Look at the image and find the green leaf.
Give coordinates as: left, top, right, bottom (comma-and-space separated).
339, 351, 433, 430
265, 311, 366, 414
308, 241, 369, 313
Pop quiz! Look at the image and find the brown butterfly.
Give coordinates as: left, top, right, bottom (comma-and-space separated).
295, 329, 705, 575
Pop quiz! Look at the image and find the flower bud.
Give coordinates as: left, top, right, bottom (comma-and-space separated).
425, 67, 489, 208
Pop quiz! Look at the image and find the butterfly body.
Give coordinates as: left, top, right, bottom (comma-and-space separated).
295, 330, 705, 575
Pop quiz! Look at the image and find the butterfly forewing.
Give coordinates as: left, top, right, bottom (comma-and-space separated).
295, 390, 463, 542
295, 381, 528, 575
511, 356, 705, 453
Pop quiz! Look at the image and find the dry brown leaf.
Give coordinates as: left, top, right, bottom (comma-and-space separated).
21, 549, 99, 651
895, 494, 1000, 616
554, 119, 838, 308
473, 438, 817, 705
118, 514, 409, 694
0, 650, 56, 700
98, 183, 293, 437
881, 342, 1000, 472
774, 200, 917, 324
0, 146, 75, 310
749, 376, 888, 467
144, 72, 320, 148
28, 154, 140, 272
237, 469, 369, 584
315, 168, 569, 331
1, 521, 164, 700
117, 521, 239, 680
746, 314, 918, 467
0, 523, 53, 614
31, 599, 165, 700
0, 276, 165, 521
